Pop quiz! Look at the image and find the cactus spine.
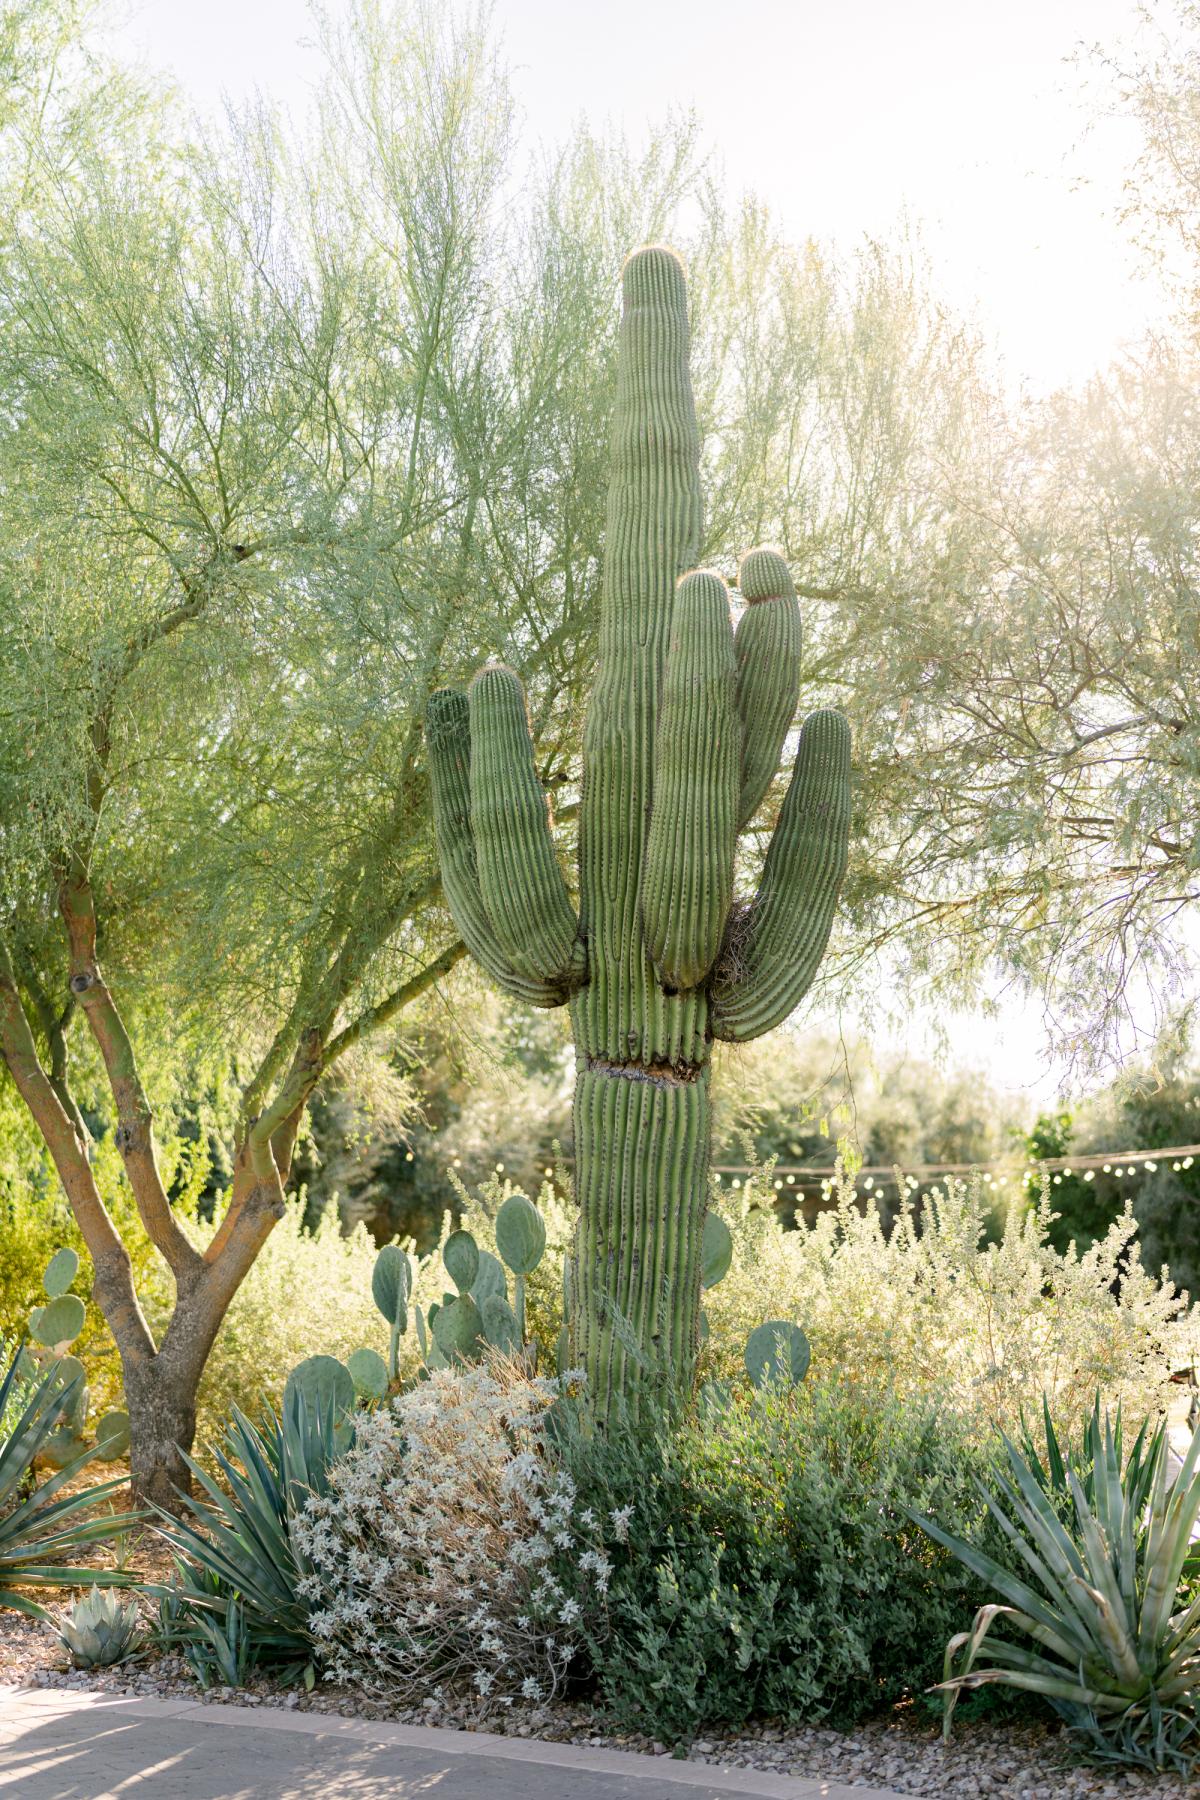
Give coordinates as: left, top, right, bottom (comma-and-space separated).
428, 245, 851, 1417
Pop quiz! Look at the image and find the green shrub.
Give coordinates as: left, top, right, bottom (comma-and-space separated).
555, 1379, 995, 1742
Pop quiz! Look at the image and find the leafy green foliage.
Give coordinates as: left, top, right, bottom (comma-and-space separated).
555, 1381, 994, 1742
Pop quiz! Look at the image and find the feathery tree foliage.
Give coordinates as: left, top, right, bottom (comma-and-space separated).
0, 0, 720, 1502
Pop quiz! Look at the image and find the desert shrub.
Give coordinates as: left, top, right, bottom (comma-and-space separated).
293, 1359, 611, 1705
702, 1167, 1198, 1437
183, 1156, 1197, 1449
554, 1379, 994, 1742
1016, 1111, 1121, 1257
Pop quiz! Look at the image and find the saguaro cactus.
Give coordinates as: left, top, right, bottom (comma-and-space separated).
428, 245, 851, 1415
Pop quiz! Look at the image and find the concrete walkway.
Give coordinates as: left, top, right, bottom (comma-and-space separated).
0, 1687, 908, 1800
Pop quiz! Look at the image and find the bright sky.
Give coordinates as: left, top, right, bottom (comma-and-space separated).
106, 0, 1173, 1102
109, 0, 1166, 391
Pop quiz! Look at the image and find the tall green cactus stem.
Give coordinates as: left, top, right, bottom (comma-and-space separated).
428, 245, 851, 1417
468, 666, 585, 994
642, 570, 739, 992
426, 689, 572, 1007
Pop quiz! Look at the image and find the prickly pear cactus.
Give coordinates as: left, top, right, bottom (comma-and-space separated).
428, 246, 851, 1416
28, 1250, 93, 1464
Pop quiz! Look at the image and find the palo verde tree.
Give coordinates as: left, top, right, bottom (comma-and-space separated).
429, 247, 851, 1411
0, 2, 709, 1503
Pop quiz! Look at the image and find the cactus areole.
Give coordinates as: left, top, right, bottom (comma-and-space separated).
428, 246, 851, 1415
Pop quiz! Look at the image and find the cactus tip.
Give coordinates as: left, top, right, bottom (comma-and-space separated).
738, 546, 794, 604
620, 243, 688, 307
469, 660, 518, 688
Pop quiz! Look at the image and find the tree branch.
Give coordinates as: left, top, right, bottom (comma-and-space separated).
321, 940, 467, 1069
57, 871, 201, 1283
0, 940, 155, 1366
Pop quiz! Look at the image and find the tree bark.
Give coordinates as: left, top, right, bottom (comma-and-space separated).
123, 1358, 199, 1512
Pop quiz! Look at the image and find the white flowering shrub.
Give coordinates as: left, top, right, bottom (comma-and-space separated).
702, 1165, 1200, 1435
294, 1358, 612, 1706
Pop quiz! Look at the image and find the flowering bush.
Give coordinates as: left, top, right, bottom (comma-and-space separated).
702, 1167, 1198, 1436
293, 1358, 613, 1706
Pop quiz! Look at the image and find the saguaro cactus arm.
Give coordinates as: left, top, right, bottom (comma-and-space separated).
426, 688, 571, 1008
468, 664, 586, 995
734, 547, 803, 831
710, 707, 851, 1042
641, 569, 739, 993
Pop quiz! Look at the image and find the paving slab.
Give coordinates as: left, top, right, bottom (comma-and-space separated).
0, 1688, 906, 1800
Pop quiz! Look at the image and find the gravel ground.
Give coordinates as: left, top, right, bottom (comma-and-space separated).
2, 1606, 1194, 1799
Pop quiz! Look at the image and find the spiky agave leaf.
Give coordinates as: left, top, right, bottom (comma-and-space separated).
56, 1587, 142, 1668
913, 1405, 1200, 1771
0, 1349, 138, 1619
149, 1387, 342, 1682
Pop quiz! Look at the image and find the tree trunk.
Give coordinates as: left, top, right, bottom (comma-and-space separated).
123, 1356, 199, 1512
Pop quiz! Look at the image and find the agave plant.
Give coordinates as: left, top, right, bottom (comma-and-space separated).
55, 1586, 142, 1668
0, 1348, 137, 1618
915, 1407, 1200, 1773
150, 1387, 343, 1687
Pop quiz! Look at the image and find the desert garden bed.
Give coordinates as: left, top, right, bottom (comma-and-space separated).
1, 1606, 1195, 1799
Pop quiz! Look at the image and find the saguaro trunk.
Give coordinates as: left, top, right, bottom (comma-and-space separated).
428, 245, 852, 1419
571, 1065, 710, 1409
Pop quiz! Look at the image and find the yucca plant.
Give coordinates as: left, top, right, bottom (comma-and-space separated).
150, 1388, 343, 1686
0, 1347, 137, 1618
1018, 1397, 1200, 1588
915, 1408, 1200, 1773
